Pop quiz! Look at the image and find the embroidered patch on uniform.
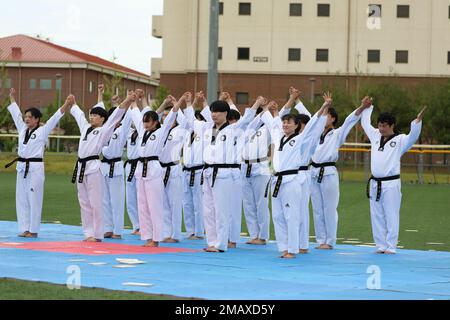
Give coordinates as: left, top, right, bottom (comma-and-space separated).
150, 134, 156, 141
112, 134, 118, 140
289, 140, 295, 146
256, 131, 262, 137
220, 135, 226, 141
31, 134, 37, 139
93, 130, 99, 135
390, 141, 396, 148
167, 134, 173, 141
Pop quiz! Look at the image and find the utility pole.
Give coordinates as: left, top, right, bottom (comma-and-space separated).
207, 0, 219, 103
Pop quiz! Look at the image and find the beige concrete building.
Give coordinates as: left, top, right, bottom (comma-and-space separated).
152, 0, 450, 107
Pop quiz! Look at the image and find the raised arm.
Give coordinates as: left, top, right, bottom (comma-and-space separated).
360, 98, 379, 142
336, 96, 372, 146
6, 88, 26, 132
41, 94, 75, 137
400, 106, 426, 155
97, 84, 104, 103
231, 96, 263, 131
279, 87, 300, 118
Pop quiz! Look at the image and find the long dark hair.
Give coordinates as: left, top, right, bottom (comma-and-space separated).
143, 110, 161, 130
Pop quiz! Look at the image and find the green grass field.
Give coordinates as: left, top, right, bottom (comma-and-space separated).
0, 153, 449, 299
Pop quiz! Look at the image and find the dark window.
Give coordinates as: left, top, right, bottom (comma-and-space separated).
316, 49, 329, 62
397, 5, 409, 18
448, 6, 450, 19
239, 3, 251, 15
447, 52, 450, 64
0, 78, 12, 88
367, 50, 380, 63
236, 92, 249, 105
288, 48, 301, 61
395, 50, 408, 63
219, 2, 224, 15
237, 47, 250, 60
317, 3, 330, 17
368, 4, 381, 17
218, 47, 223, 60
39, 79, 52, 90
290, 3, 302, 16
29, 79, 36, 89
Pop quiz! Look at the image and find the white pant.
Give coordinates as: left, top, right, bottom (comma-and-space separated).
369, 180, 402, 253
311, 173, 339, 247
16, 169, 44, 234
182, 170, 204, 237
298, 174, 311, 250
202, 174, 234, 251
229, 174, 243, 243
77, 170, 104, 239
102, 175, 125, 235
125, 164, 140, 231
162, 173, 183, 240
271, 175, 301, 254
136, 177, 164, 242
242, 174, 270, 240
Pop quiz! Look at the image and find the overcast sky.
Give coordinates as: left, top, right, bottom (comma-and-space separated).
0, 0, 163, 75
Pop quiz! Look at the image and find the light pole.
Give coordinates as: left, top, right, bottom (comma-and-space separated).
309, 77, 316, 104
207, 0, 219, 103
55, 73, 62, 152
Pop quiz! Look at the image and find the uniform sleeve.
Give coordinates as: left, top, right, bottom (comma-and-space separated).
296, 114, 327, 152
261, 111, 282, 143
131, 107, 145, 137
70, 104, 90, 133
294, 101, 312, 117
400, 120, 422, 155
119, 110, 133, 147
141, 106, 152, 115
232, 108, 256, 132
7, 103, 26, 132
230, 104, 240, 114
91, 102, 106, 110
100, 107, 126, 146
360, 106, 379, 143
176, 109, 189, 130
336, 109, 361, 147
200, 105, 213, 123
279, 106, 291, 118
41, 108, 64, 138
182, 106, 195, 131
243, 116, 263, 143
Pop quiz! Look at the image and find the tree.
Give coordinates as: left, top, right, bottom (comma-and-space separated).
151, 85, 170, 110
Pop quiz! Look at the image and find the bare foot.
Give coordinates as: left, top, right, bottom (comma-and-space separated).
112, 235, 122, 239
281, 252, 296, 259
162, 238, 179, 243
143, 240, 159, 247
84, 237, 99, 242
376, 250, 385, 254
384, 250, 396, 255
18, 231, 30, 237
228, 242, 236, 248
104, 232, 113, 238
131, 229, 140, 235
25, 232, 38, 238
299, 249, 309, 254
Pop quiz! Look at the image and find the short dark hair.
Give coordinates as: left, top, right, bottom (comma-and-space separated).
210, 100, 230, 113
256, 106, 263, 115
296, 114, 310, 126
143, 110, 161, 129
24, 107, 42, 120
227, 109, 241, 121
328, 107, 338, 126
377, 113, 396, 126
195, 110, 206, 122
90, 107, 108, 124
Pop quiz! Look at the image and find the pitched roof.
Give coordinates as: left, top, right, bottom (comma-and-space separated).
0, 34, 150, 78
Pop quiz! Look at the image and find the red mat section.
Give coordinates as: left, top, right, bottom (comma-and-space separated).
0, 241, 197, 255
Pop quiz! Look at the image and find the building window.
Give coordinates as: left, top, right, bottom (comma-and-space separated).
39, 79, 52, 90
368, 4, 381, 17
316, 49, 329, 62
88, 81, 94, 93
239, 3, 251, 15
56, 79, 62, 90
237, 47, 250, 60
447, 51, 450, 64
0, 78, 12, 88
29, 79, 37, 89
397, 5, 409, 18
290, 3, 302, 16
448, 6, 450, 19
219, 2, 224, 15
367, 50, 380, 63
218, 47, 223, 60
395, 50, 408, 63
317, 4, 330, 17
236, 92, 249, 105
288, 48, 301, 61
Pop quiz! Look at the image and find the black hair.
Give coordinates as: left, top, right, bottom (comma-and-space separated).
296, 114, 310, 126
195, 110, 206, 122
256, 106, 263, 115
227, 109, 241, 122
90, 107, 108, 124
107, 107, 117, 118
328, 107, 338, 126
281, 114, 299, 124
210, 100, 230, 113
24, 107, 42, 120
143, 110, 161, 130
377, 113, 396, 126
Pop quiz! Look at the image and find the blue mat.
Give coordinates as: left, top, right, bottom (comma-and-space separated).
0, 221, 449, 300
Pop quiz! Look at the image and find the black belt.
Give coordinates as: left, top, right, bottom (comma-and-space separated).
5, 157, 43, 179
183, 165, 204, 187
201, 163, 241, 188
265, 169, 299, 198
72, 155, 100, 183
139, 156, 160, 178
299, 166, 309, 171
366, 175, 401, 202
244, 157, 268, 178
160, 161, 180, 187
311, 161, 336, 183
124, 158, 139, 182
101, 157, 122, 178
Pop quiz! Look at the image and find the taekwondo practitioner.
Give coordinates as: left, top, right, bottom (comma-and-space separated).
70, 90, 133, 242
181, 91, 207, 240
195, 96, 258, 252
130, 95, 180, 247
361, 97, 426, 254
98, 85, 128, 239
261, 93, 330, 258
309, 95, 371, 250
4, 88, 73, 238
159, 93, 190, 243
